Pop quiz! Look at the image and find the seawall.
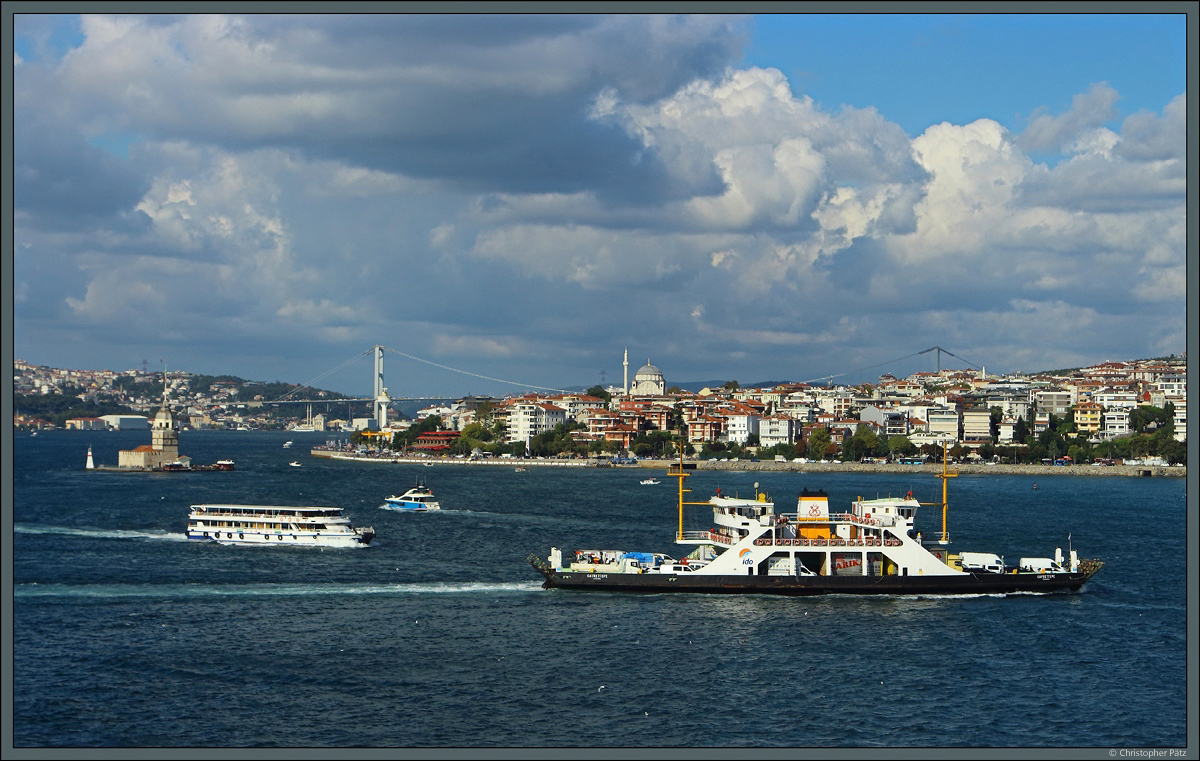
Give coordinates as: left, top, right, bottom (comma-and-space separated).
310, 449, 1183, 477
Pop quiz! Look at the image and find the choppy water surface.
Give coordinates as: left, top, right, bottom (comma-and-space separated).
11, 431, 1188, 748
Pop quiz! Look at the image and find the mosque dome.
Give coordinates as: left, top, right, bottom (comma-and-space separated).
635, 362, 662, 380
631, 359, 665, 395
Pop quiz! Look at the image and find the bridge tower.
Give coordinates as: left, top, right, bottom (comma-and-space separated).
373, 345, 390, 429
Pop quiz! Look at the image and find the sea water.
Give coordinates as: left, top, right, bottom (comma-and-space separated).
10, 431, 1188, 748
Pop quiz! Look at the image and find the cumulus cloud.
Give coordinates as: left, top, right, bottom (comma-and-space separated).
11, 14, 1186, 392
1018, 81, 1119, 154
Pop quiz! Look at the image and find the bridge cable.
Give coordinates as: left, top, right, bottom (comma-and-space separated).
273, 348, 373, 402
383, 347, 571, 394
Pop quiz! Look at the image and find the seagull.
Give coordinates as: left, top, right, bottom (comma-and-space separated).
598, 685, 606, 692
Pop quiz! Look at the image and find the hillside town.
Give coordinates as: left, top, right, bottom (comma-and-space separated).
13, 351, 1188, 466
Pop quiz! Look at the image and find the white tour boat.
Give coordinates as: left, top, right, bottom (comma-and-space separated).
383, 481, 441, 512
186, 504, 374, 547
530, 453, 1102, 596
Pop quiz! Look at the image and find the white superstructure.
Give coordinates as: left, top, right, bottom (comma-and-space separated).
383, 483, 441, 512
186, 504, 374, 547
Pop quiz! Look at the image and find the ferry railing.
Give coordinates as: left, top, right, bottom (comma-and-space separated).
681, 530, 734, 545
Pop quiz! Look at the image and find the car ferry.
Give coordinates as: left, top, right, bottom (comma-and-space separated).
383, 481, 441, 512
186, 504, 374, 547
529, 453, 1102, 596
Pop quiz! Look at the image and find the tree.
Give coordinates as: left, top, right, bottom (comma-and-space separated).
806, 428, 832, 460
586, 385, 611, 403
1162, 401, 1176, 436
723, 380, 740, 391
1014, 416, 1028, 443
846, 424, 878, 461
887, 435, 916, 458
460, 421, 492, 443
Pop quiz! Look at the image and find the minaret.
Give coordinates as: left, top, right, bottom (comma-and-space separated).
623, 347, 629, 396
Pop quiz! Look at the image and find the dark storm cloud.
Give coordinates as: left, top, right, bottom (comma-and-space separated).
53, 14, 746, 204
12, 116, 151, 232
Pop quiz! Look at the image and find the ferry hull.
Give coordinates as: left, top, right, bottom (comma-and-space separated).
529, 559, 1101, 596
187, 531, 372, 548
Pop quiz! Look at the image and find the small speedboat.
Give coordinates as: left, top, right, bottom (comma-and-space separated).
283, 440, 294, 449
383, 481, 441, 511
640, 478, 660, 485
289, 461, 302, 467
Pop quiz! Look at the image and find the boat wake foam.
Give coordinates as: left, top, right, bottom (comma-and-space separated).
14, 580, 544, 600
14, 524, 189, 542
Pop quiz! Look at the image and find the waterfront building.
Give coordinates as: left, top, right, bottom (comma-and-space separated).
1170, 396, 1187, 442
926, 407, 961, 441
1032, 389, 1072, 416
961, 408, 993, 447
758, 415, 795, 447
1100, 410, 1131, 440
100, 414, 150, 430
723, 408, 761, 445
685, 414, 724, 444
997, 418, 1017, 443
1073, 401, 1103, 436
412, 430, 461, 454
505, 400, 566, 443
65, 417, 108, 430
1033, 411, 1051, 434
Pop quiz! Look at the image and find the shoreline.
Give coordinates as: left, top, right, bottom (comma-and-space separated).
310, 450, 1184, 477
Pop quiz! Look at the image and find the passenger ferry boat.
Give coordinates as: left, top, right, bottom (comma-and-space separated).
186, 504, 375, 547
529, 453, 1103, 596
383, 481, 441, 512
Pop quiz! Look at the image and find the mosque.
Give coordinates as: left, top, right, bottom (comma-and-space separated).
622, 348, 666, 396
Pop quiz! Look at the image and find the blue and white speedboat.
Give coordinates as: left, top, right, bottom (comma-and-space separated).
383, 481, 441, 512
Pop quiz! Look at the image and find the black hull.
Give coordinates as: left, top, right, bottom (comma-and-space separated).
528, 557, 1101, 596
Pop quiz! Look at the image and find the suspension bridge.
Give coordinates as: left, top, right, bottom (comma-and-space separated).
264, 345, 573, 427
262, 343, 985, 427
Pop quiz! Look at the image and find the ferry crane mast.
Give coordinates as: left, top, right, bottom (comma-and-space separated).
919, 442, 957, 544
668, 445, 712, 541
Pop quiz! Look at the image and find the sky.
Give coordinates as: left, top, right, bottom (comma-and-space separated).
9, 10, 1192, 399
